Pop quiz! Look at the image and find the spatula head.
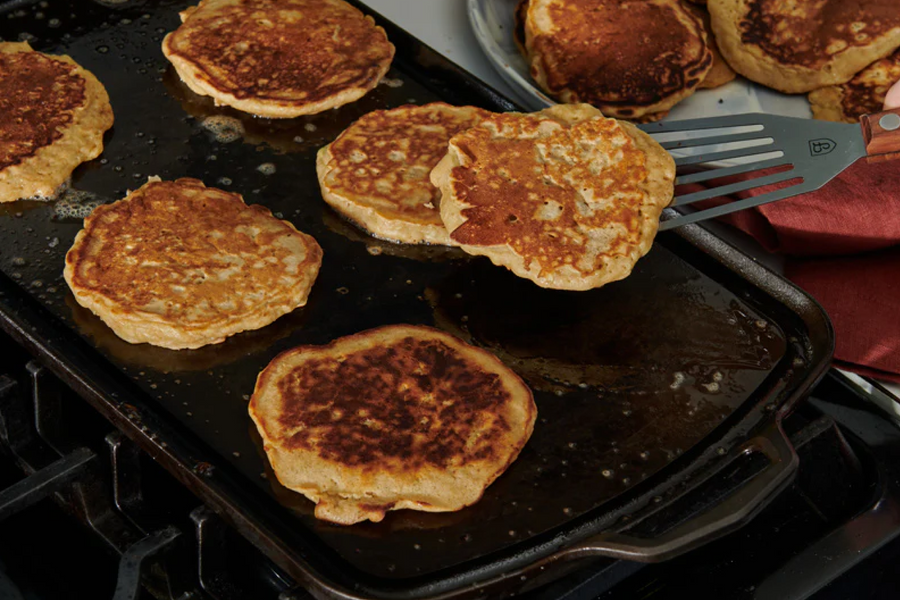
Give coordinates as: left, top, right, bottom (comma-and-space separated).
638, 114, 866, 230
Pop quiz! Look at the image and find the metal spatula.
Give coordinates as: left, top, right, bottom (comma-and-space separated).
638, 107, 900, 231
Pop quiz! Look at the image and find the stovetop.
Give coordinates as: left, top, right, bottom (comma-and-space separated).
1, 325, 899, 600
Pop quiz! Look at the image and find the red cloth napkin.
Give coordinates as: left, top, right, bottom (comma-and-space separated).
678, 158, 900, 382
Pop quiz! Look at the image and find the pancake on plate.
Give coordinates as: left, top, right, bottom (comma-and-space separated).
0, 42, 113, 203
524, 0, 713, 121
430, 104, 675, 291
64, 178, 323, 350
162, 0, 395, 118
809, 49, 900, 122
709, 0, 900, 94
248, 324, 537, 525
316, 103, 492, 246
685, 3, 737, 89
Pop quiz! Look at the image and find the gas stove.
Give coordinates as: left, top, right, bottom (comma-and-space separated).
1, 324, 899, 600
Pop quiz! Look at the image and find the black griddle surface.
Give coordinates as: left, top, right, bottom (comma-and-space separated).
0, 0, 795, 583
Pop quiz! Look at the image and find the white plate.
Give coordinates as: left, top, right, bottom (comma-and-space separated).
466, 0, 813, 121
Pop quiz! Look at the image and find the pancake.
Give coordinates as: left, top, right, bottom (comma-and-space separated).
685, 4, 738, 89
316, 103, 492, 245
64, 178, 323, 350
0, 42, 113, 203
709, 0, 900, 94
162, 0, 395, 118
248, 324, 537, 525
430, 104, 675, 291
524, 0, 713, 120
809, 49, 900, 122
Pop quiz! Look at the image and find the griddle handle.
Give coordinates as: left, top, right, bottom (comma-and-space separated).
556, 422, 798, 563
429, 425, 798, 598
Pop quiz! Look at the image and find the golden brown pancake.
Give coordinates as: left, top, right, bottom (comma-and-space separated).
248, 324, 537, 525
0, 42, 113, 203
685, 3, 738, 89
709, 0, 900, 93
316, 103, 492, 246
162, 0, 395, 118
64, 178, 323, 350
525, 0, 713, 120
430, 104, 675, 291
809, 49, 900, 122
517, 0, 731, 92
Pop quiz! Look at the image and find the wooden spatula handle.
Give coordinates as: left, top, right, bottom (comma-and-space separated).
861, 107, 900, 157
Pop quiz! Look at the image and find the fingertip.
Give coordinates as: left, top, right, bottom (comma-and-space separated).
885, 80, 900, 110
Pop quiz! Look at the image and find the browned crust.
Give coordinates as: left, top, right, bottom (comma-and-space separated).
431, 105, 675, 291
684, 3, 738, 89
709, 0, 900, 93
0, 42, 113, 203
162, 0, 395, 118
525, 0, 713, 119
248, 324, 537, 525
0, 51, 84, 170
316, 103, 492, 245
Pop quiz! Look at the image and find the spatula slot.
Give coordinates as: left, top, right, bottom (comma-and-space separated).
672, 168, 799, 206
651, 124, 764, 145
638, 114, 767, 134
675, 157, 791, 186
674, 147, 785, 168
660, 179, 816, 230
661, 132, 775, 152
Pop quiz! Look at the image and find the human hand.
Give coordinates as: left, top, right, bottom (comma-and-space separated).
886, 80, 900, 109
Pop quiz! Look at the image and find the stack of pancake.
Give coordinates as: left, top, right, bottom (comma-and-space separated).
513, 0, 900, 123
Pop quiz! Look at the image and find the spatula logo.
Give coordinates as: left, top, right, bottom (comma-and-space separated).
808, 138, 836, 156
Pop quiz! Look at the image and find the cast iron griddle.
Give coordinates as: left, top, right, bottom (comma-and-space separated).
0, 1, 832, 597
